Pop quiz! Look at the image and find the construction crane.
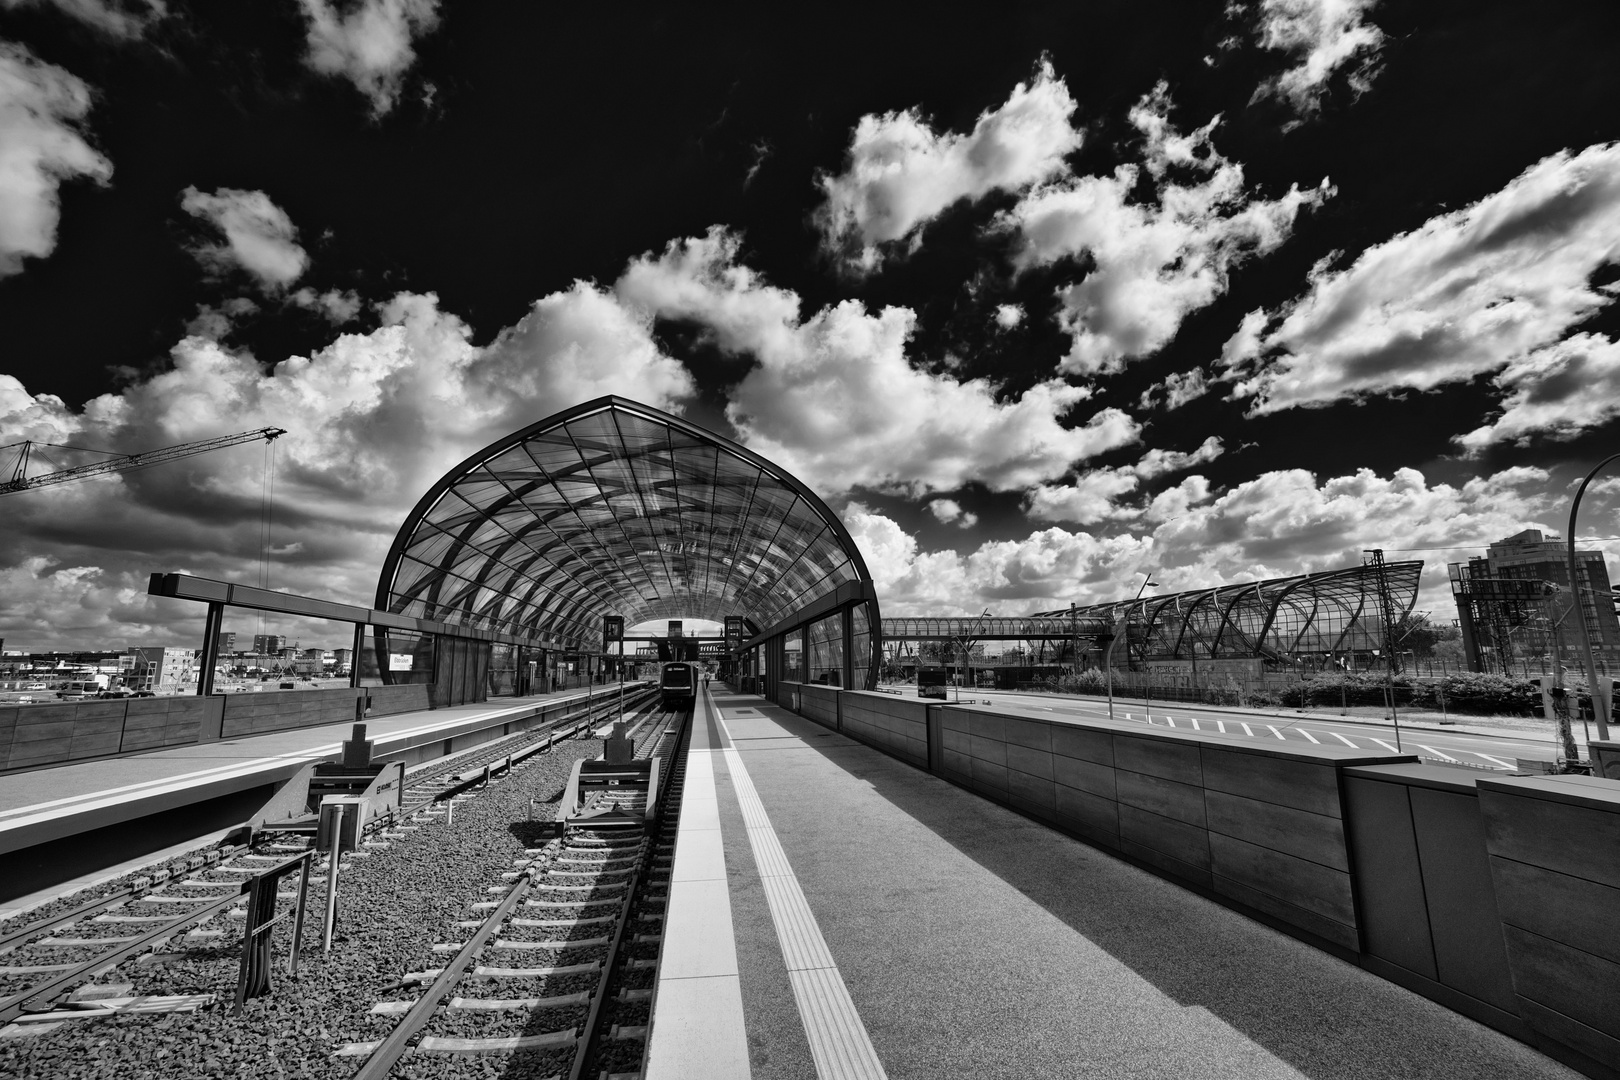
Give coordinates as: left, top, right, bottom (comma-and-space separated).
0, 427, 286, 496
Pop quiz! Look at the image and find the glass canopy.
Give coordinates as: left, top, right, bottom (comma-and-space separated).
375, 397, 876, 653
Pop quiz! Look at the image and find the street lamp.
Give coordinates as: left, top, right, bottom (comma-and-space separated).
1568, 454, 1619, 742
959, 608, 991, 701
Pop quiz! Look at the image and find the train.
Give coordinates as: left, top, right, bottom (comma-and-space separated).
659, 661, 700, 710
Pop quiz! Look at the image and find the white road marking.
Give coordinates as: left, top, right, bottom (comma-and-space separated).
1240, 723, 1255, 737
1332, 733, 1359, 748
1215, 721, 1227, 733
1266, 725, 1286, 740
1371, 739, 1400, 753
1418, 745, 1459, 762
1163, 717, 1174, 727
1189, 718, 1202, 730
1476, 754, 1517, 769
1298, 729, 1321, 745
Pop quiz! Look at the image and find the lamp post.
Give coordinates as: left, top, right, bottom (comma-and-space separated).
959, 608, 991, 701
1567, 455, 1619, 742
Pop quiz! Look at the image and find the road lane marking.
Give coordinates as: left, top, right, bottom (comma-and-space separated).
1418, 745, 1459, 762
1189, 718, 1201, 730
1477, 754, 1516, 769
1332, 733, 1359, 748
1298, 729, 1321, 744
1266, 725, 1286, 739
1240, 723, 1255, 737
1371, 739, 1400, 753
1215, 721, 1227, 733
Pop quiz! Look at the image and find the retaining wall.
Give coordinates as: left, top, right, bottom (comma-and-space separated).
839, 692, 928, 768
1478, 775, 1620, 1080
750, 684, 1620, 1079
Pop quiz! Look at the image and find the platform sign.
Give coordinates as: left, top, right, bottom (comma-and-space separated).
725, 615, 745, 647
668, 620, 683, 638
602, 615, 624, 643
387, 653, 413, 671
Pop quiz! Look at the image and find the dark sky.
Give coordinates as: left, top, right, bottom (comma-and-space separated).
3, 0, 1620, 648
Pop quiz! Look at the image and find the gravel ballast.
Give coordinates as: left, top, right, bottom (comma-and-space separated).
0, 725, 638, 1080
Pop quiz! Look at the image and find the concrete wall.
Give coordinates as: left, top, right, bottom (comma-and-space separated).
796, 683, 840, 730
839, 692, 929, 768
1478, 775, 1620, 1079
934, 704, 1392, 952
754, 684, 1620, 1079
0, 683, 431, 773
1342, 764, 1524, 1037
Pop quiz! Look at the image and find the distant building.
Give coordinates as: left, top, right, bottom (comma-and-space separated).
333, 648, 353, 671
125, 646, 198, 692
1451, 529, 1620, 672
253, 634, 281, 654
302, 648, 324, 660
216, 631, 236, 653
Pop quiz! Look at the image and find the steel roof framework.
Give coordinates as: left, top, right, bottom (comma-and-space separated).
376, 397, 878, 653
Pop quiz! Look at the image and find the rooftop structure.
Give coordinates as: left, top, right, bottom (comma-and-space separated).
376, 396, 881, 692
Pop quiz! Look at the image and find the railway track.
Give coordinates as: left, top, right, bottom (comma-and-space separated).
0, 690, 667, 1040
335, 706, 688, 1078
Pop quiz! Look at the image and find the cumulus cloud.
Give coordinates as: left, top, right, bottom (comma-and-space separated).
1135, 436, 1223, 479
1223, 143, 1620, 422
1024, 468, 1143, 525
0, 42, 113, 278
850, 464, 1569, 620
843, 502, 1155, 616
1456, 334, 1620, 453
1151, 466, 1558, 608
181, 187, 310, 290
1003, 83, 1329, 375
0, 284, 696, 648
617, 228, 1139, 497
297, 0, 440, 115
994, 303, 1024, 329
926, 498, 978, 529
816, 59, 1081, 274
291, 286, 363, 324
0, 0, 166, 38
1251, 0, 1385, 120
1022, 438, 1224, 525
1139, 366, 1211, 411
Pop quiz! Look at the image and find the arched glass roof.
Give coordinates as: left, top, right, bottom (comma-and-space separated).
375, 396, 876, 652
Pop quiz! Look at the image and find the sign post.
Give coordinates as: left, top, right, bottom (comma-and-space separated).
603, 615, 625, 721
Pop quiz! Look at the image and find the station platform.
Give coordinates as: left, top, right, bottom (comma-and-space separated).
0, 685, 619, 916
648, 685, 1580, 1080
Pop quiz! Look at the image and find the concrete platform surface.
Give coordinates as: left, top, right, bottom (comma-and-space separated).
648, 686, 1581, 1080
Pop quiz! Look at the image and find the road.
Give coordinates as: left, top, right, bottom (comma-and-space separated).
888, 687, 1570, 771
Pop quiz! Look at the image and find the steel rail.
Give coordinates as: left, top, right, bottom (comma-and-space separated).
0, 887, 246, 1023
350, 872, 535, 1080
566, 867, 643, 1080
0, 844, 241, 956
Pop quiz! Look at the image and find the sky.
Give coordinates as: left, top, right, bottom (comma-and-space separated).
3, 0, 1620, 652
